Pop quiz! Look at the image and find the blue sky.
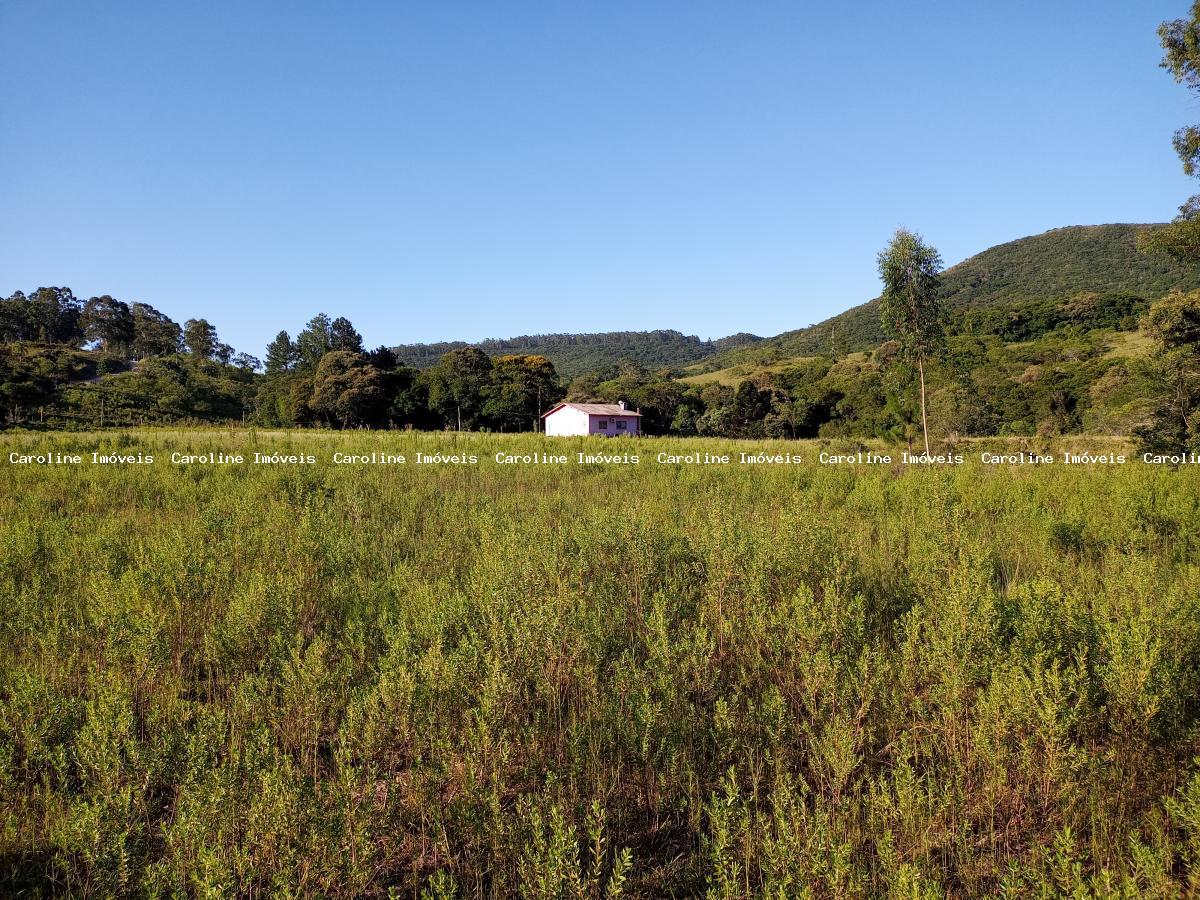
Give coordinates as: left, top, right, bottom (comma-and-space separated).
1, 1, 1197, 357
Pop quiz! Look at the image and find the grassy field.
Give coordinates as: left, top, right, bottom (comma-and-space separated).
3, 429, 1200, 897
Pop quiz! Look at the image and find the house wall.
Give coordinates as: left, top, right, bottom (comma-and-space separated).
588, 415, 640, 436
544, 405, 591, 436
544, 407, 641, 436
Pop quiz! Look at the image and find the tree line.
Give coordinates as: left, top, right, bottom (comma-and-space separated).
0, 293, 573, 432
8, 278, 1200, 450
0, 284, 914, 439
0, 287, 255, 367
0, 288, 869, 437
255, 315, 566, 431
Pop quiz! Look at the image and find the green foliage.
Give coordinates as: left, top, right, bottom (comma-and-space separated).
309, 351, 387, 428
1, 287, 84, 345
960, 291, 1148, 342
295, 313, 335, 371
381, 365, 432, 429
1133, 291, 1200, 452
58, 356, 256, 426
516, 800, 631, 899
265, 330, 296, 374
878, 229, 945, 361
80, 296, 135, 355
483, 354, 565, 432
0, 344, 102, 425
182, 318, 218, 360
1138, 3, 1200, 265
425, 347, 494, 430
877, 228, 945, 452
1158, 4, 1200, 191
393, 330, 764, 382
330, 316, 364, 354
1144, 289, 1200, 349
131, 302, 182, 359
1138, 219, 1200, 265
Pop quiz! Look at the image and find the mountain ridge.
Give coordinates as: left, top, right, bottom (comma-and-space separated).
692, 223, 1200, 374
390, 329, 763, 381
391, 224, 1199, 382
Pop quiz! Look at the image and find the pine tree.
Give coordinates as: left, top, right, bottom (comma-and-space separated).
265, 330, 296, 374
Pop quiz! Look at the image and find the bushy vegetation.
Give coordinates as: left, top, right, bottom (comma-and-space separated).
0, 289, 260, 429
2, 430, 1200, 896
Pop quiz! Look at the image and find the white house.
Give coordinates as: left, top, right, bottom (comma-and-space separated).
541, 401, 642, 437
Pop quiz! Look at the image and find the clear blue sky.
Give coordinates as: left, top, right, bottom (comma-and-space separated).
1, 1, 1197, 357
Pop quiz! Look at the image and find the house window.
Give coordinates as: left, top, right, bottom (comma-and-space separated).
616, 420, 627, 430
598, 420, 607, 429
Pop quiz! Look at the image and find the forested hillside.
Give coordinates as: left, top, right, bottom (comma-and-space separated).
391, 330, 762, 381
5, 223, 1200, 446
694, 224, 1200, 372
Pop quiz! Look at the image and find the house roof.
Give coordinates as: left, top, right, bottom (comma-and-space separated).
540, 402, 642, 418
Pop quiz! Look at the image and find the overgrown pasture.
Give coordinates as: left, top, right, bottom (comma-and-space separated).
2, 430, 1200, 897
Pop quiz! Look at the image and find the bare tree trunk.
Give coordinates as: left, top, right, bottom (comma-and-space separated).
919, 357, 930, 455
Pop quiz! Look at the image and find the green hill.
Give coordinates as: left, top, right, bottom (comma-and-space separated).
691, 224, 1200, 374
391, 329, 763, 381
7, 223, 1200, 437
